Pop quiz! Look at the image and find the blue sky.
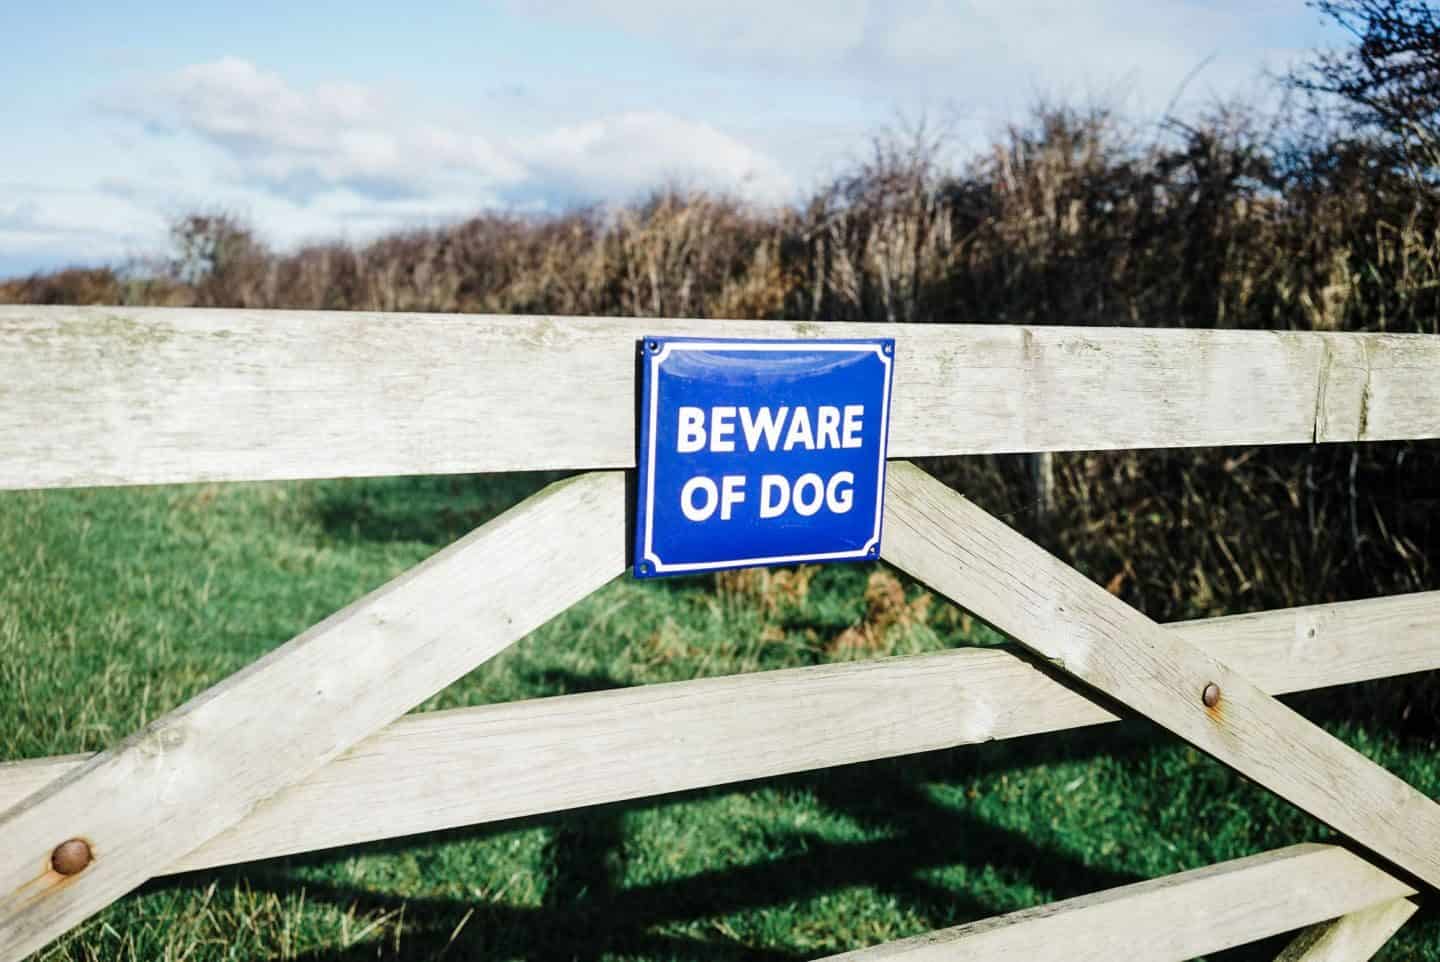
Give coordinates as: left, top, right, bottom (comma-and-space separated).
0, 2, 1339, 278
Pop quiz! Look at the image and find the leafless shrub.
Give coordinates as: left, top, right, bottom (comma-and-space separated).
4, 101, 1437, 626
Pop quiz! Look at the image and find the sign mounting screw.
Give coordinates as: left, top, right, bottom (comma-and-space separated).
51, 838, 92, 875
1202, 683, 1221, 709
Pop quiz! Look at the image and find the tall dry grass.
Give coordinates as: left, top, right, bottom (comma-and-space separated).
3, 104, 1437, 632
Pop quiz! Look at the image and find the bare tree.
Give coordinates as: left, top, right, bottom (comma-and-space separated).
1291, 1, 1440, 176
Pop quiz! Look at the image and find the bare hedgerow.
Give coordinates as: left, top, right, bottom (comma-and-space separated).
3, 99, 1438, 635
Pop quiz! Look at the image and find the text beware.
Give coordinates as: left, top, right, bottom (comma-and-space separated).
677, 405, 866, 454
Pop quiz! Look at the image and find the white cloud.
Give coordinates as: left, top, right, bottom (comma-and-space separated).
874, 0, 1278, 107
0, 189, 162, 269
119, 57, 526, 203
5, 2, 1325, 277
110, 57, 792, 213
0, 200, 43, 232
524, 111, 794, 204
516, 0, 1303, 118
2, 56, 799, 273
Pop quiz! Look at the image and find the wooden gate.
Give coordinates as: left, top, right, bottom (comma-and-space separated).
2, 306, 1438, 960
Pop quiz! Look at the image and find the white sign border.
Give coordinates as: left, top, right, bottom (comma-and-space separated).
640, 340, 894, 575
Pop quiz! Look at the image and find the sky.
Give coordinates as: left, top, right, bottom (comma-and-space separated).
0, 1, 1342, 278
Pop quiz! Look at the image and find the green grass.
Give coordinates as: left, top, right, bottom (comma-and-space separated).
1, 474, 1435, 961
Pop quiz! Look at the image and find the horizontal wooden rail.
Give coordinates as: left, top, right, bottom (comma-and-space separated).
2, 591, 1433, 875
4, 306, 1440, 489
818, 844, 1415, 961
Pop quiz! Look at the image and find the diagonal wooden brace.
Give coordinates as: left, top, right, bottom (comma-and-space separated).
881, 462, 1440, 889
0, 472, 628, 961
820, 844, 1414, 962
1274, 897, 1417, 961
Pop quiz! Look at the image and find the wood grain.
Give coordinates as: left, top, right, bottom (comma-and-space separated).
5, 306, 1440, 489
1274, 898, 1417, 962
820, 844, 1414, 961
881, 461, 1440, 889
1171, 592, 1440, 695
1, 591, 1434, 875
0, 471, 627, 961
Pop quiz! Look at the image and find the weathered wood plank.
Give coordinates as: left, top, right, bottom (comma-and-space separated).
1173, 592, 1440, 696
1273, 898, 1417, 962
0, 471, 627, 961
1315, 333, 1440, 443
881, 462, 1440, 889
5, 306, 1440, 489
820, 844, 1414, 962
2, 591, 1434, 874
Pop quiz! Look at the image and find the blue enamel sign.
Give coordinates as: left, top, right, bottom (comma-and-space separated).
634, 337, 895, 578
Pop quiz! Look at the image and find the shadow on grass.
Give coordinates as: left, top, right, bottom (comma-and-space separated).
230, 809, 1109, 961
135, 698, 1439, 961
311, 472, 572, 546
148, 748, 1150, 961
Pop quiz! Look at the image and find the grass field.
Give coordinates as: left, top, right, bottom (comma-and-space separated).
2, 472, 1435, 961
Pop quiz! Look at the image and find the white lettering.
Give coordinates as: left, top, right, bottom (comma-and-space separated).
792, 473, 824, 516
759, 474, 790, 518
710, 406, 736, 452
842, 405, 865, 448
678, 407, 706, 453
740, 406, 788, 452
783, 407, 816, 451
826, 471, 855, 513
681, 476, 718, 521
816, 406, 841, 449
720, 474, 746, 520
